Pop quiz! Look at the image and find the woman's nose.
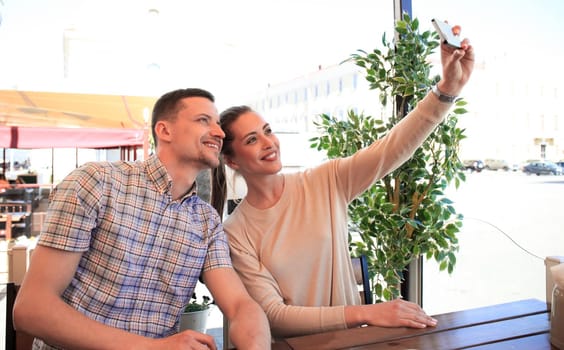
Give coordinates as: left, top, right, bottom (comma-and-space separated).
259, 135, 274, 149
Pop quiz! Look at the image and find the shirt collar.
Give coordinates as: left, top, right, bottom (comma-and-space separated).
145, 155, 170, 195
145, 155, 198, 199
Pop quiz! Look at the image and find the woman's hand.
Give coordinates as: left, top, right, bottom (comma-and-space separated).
437, 23, 475, 97
346, 299, 438, 329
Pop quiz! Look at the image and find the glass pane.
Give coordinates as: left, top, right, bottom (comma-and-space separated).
423, 172, 562, 314
414, 0, 564, 314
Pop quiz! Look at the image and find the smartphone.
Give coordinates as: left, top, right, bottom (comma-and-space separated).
431, 19, 462, 49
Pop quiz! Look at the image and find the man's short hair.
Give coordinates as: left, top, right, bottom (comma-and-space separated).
151, 88, 215, 146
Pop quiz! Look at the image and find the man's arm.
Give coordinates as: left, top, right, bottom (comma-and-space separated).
12, 245, 153, 350
203, 267, 271, 349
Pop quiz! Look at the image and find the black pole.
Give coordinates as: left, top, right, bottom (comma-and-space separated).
393, 0, 422, 305
5, 283, 17, 350
393, 0, 412, 22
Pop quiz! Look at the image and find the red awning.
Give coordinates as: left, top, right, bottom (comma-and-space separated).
0, 126, 144, 149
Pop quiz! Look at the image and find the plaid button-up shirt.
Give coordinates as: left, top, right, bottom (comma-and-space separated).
35, 155, 231, 348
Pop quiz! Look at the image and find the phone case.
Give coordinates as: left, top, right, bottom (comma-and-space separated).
432, 19, 462, 49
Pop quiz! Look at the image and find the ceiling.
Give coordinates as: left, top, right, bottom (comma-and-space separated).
0, 89, 157, 129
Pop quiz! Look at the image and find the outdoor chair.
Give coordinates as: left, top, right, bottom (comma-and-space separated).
351, 255, 372, 304
5, 284, 34, 350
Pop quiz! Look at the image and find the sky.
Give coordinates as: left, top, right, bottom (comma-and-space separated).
0, 0, 563, 107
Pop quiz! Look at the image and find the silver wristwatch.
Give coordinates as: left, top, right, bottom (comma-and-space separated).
432, 84, 457, 103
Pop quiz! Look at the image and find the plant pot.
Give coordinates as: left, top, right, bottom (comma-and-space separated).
178, 308, 211, 333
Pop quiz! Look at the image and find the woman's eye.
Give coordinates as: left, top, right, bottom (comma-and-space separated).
245, 136, 257, 145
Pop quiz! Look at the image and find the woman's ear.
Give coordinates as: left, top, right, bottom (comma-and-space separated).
223, 155, 239, 171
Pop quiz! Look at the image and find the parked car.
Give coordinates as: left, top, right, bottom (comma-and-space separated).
522, 161, 562, 175
556, 161, 564, 172
484, 159, 511, 171
462, 159, 485, 172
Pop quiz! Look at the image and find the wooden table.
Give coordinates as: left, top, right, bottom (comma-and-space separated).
272, 298, 556, 350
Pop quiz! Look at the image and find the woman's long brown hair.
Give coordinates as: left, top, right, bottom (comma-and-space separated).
210, 105, 253, 217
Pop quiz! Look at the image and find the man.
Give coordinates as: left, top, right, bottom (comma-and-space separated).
13, 88, 271, 350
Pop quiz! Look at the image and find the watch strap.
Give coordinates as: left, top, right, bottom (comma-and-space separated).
432, 84, 457, 103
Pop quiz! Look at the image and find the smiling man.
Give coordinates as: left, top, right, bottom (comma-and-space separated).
13, 88, 271, 350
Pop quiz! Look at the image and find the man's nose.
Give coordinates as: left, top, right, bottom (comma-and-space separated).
211, 123, 225, 138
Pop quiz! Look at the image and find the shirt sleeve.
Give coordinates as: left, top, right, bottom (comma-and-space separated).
39, 163, 102, 252
201, 208, 233, 272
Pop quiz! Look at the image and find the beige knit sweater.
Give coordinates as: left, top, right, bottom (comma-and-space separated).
224, 93, 452, 338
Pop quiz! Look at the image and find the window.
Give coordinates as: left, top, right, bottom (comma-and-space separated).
415, 0, 562, 316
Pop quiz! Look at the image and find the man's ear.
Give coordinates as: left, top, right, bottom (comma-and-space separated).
155, 121, 172, 143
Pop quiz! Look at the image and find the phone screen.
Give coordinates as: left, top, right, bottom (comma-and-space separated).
432, 19, 462, 49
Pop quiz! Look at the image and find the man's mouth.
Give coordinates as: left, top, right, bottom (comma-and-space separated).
204, 141, 220, 151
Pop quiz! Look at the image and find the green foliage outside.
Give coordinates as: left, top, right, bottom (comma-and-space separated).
309, 14, 469, 302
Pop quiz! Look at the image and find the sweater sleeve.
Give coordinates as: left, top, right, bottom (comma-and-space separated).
336, 92, 453, 201
226, 223, 347, 338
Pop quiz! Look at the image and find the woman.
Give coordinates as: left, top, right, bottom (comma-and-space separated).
211, 30, 474, 339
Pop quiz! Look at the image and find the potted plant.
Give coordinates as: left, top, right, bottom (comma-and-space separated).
178, 292, 213, 333
309, 14, 468, 302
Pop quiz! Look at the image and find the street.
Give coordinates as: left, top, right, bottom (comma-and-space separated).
423, 170, 563, 315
